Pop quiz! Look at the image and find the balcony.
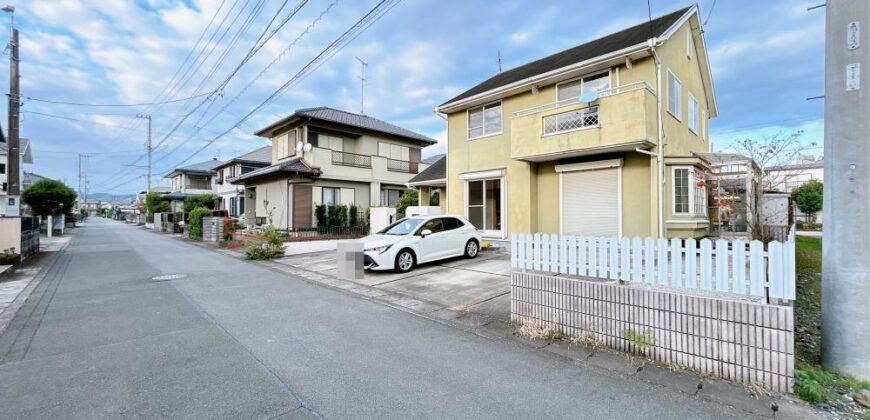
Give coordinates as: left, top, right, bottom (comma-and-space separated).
332, 150, 372, 168
387, 158, 418, 173
510, 82, 657, 162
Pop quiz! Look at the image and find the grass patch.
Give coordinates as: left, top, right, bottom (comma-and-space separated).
795, 235, 822, 365
795, 364, 870, 406
516, 320, 568, 341
623, 329, 655, 349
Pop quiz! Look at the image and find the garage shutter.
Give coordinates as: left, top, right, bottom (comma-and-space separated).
561, 168, 619, 236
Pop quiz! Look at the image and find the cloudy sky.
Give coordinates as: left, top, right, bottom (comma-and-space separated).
4, 0, 824, 194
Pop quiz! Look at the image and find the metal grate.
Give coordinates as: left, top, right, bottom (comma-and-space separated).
543, 106, 599, 135
387, 158, 417, 173
331, 150, 372, 168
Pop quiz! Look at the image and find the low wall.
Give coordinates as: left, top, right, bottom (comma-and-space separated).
0, 218, 21, 257
202, 217, 225, 242
153, 213, 163, 232
511, 272, 794, 393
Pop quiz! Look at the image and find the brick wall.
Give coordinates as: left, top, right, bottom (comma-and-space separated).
511, 272, 794, 392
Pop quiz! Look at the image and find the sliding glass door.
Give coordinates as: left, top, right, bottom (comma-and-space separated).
466, 178, 503, 237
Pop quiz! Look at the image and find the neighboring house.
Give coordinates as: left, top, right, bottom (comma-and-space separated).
435, 5, 717, 240
232, 107, 435, 229
214, 146, 271, 219
408, 155, 446, 212
22, 171, 49, 191
1, 137, 34, 216
697, 152, 762, 237
765, 159, 824, 223
422, 153, 445, 164
163, 158, 223, 212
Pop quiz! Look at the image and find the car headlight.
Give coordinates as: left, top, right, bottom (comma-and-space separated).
365, 244, 392, 254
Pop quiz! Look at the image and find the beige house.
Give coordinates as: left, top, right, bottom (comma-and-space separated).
163, 158, 223, 212
214, 146, 271, 219
436, 5, 717, 240
232, 107, 435, 229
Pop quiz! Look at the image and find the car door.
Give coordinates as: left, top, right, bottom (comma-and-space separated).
440, 217, 466, 257
414, 218, 447, 262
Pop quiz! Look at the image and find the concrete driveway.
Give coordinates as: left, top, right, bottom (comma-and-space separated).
272, 249, 511, 319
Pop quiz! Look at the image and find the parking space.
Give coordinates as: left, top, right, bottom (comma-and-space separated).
272, 249, 511, 317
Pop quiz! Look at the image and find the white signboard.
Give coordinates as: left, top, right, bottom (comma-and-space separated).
847, 22, 860, 50
847, 63, 861, 91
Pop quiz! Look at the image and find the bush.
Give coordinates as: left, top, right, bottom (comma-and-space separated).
145, 192, 170, 214
21, 179, 77, 217
349, 204, 359, 227
183, 194, 217, 213
429, 190, 440, 206
244, 228, 286, 260
792, 180, 823, 221
315, 204, 327, 228
188, 206, 210, 238
394, 188, 418, 217
223, 218, 237, 241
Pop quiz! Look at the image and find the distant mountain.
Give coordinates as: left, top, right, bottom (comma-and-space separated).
83, 193, 137, 204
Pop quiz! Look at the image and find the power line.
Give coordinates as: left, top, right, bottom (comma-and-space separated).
23, 91, 212, 107
161, 0, 402, 174
704, 0, 717, 25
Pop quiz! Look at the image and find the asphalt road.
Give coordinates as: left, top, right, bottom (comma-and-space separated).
0, 218, 750, 419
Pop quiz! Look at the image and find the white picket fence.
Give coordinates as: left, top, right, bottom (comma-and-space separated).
510, 228, 796, 300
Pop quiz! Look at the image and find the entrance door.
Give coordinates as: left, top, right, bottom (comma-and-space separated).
466, 178, 503, 237
561, 167, 620, 236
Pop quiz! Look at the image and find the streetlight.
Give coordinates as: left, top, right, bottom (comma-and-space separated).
1, 5, 13, 33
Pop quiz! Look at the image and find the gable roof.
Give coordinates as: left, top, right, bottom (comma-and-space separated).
0, 138, 33, 163
165, 158, 223, 178
422, 153, 445, 164
437, 6, 717, 116
408, 156, 446, 186
215, 146, 271, 169
765, 160, 824, 172
254, 107, 436, 145
230, 157, 321, 184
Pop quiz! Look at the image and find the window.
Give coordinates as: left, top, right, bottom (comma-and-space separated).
241, 165, 256, 174
239, 196, 245, 215
320, 134, 343, 151
688, 94, 699, 134
1, 163, 6, 174
378, 142, 410, 161
229, 197, 238, 216
417, 218, 444, 235
466, 178, 502, 232
673, 167, 707, 217
383, 189, 402, 206
557, 71, 611, 103
322, 187, 340, 205
442, 217, 463, 231
667, 70, 682, 120
467, 102, 502, 139
700, 109, 707, 141
379, 218, 423, 235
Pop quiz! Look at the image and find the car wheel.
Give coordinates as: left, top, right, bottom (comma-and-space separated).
395, 249, 415, 273
464, 240, 479, 258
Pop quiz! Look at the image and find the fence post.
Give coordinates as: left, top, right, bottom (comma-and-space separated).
768, 241, 784, 299
657, 237, 669, 285
631, 237, 642, 283
524, 234, 533, 270
670, 238, 682, 287
715, 239, 730, 292
699, 239, 712, 290
643, 237, 655, 284
541, 234, 550, 272
685, 239, 697, 289
749, 240, 765, 297
733, 239, 747, 295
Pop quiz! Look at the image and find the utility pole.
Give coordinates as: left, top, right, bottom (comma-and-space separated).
355, 56, 367, 114
78, 154, 90, 211
497, 50, 502, 73
822, 0, 869, 380
4, 24, 20, 216
137, 114, 152, 192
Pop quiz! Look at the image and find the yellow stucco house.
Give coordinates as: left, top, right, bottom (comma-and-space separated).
436, 5, 717, 241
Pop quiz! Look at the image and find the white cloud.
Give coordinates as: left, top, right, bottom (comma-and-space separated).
509, 31, 530, 44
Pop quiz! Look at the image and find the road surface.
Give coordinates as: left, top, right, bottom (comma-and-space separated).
0, 218, 754, 419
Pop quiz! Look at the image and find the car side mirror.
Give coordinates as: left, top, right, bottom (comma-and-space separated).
420, 229, 432, 238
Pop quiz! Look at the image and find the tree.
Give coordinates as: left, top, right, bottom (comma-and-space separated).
144, 192, 170, 215
792, 180, 823, 222
183, 194, 217, 212
394, 188, 418, 217
429, 190, 440, 206
188, 206, 210, 238
21, 179, 77, 217
731, 130, 819, 191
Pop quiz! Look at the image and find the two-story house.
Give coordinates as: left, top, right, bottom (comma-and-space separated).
1, 136, 34, 216
163, 158, 222, 212
232, 107, 435, 229
213, 146, 271, 219
436, 5, 717, 240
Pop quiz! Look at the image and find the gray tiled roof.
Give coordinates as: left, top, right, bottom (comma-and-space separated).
230, 157, 321, 184
217, 146, 272, 169
255, 107, 436, 144
408, 156, 445, 185
422, 153, 445, 164
0, 137, 30, 155
440, 7, 690, 106
766, 160, 824, 171
166, 158, 224, 178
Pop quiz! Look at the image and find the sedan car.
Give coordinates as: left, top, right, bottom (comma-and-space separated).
360, 215, 482, 272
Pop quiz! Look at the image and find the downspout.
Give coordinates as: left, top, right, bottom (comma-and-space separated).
651, 38, 665, 238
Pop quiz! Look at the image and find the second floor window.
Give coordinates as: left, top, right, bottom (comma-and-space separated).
667, 70, 682, 120
688, 94, 699, 134
468, 102, 502, 139
0, 163, 5, 174
557, 72, 611, 103
378, 142, 410, 161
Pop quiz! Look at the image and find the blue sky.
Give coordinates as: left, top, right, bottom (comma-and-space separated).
4, 0, 825, 194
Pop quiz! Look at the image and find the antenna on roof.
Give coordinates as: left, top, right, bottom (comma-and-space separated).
646, 0, 655, 40
497, 50, 502, 73
355, 56, 368, 114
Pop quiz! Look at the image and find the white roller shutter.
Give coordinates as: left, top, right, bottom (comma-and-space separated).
561, 168, 619, 236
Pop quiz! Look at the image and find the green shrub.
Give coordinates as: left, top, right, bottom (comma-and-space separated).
429, 190, 440, 206
315, 204, 327, 228
21, 179, 77, 217
145, 192, 170, 214
188, 206, 210, 238
349, 204, 359, 227
183, 194, 217, 213
336, 204, 348, 227
244, 228, 286, 260
394, 188, 418, 217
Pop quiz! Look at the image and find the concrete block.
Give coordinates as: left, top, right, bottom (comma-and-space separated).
335, 241, 364, 281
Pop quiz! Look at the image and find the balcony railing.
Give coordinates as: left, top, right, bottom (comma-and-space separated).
332, 150, 372, 168
512, 81, 653, 118
387, 158, 418, 173
543, 106, 599, 135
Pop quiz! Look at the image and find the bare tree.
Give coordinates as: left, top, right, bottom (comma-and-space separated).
730, 130, 819, 191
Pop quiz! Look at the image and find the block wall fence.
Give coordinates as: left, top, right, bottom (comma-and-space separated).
511, 272, 794, 392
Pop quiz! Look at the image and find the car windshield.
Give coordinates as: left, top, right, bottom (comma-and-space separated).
379, 218, 423, 235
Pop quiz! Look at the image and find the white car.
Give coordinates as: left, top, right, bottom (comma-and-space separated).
361, 215, 482, 272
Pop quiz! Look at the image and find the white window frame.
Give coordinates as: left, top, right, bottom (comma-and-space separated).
554, 69, 612, 104
322, 187, 340, 206
671, 166, 707, 218
667, 69, 682, 121
686, 29, 693, 59
688, 93, 699, 134
466, 100, 503, 140
700, 109, 708, 141
460, 169, 506, 238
